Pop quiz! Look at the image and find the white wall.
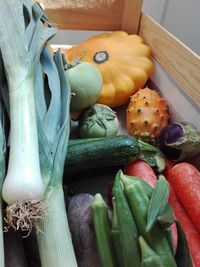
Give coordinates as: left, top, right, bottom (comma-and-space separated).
143, 0, 200, 55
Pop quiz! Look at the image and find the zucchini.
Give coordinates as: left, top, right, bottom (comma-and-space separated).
66, 135, 139, 173
66, 135, 165, 174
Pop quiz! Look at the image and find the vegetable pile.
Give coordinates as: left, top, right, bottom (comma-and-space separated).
0, 1, 200, 267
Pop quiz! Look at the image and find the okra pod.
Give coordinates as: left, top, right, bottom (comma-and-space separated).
92, 193, 117, 267
113, 171, 140, 267
146, 175, 170, 232
111, 198, 126, 267
139, 236, 165, 267
158, 204, 175, 228
121, 176, 177, 267
175, 221, 193, 267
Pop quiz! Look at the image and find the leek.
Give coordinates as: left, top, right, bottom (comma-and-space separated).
0, 1, 77, 265
34, 47, 77, 266
0, 100, 6, 267
0, 0, 56, 230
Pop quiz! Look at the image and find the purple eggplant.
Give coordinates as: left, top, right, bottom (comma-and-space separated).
158, 121, 200, 161
67, 194, 101, 267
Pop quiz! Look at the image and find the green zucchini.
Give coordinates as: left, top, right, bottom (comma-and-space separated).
66, 135, 139, 173
65, 135, 165, 174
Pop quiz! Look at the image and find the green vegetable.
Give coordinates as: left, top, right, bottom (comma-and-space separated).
113, 171, 140, 267
0, 99, 6, 267
66, 62, 103, 111
121, 173, 175, 228
0, 0, 55, 229
158, 205, 175, 228
139, 236, 165, 267
175, 221, 193, 267
92, 193, 117, 267
0, 2, 77, 265
35, 48, 78, 267
164, 227, 175, 254
78, 103, 119, 138
121, 176, 177, 267
121, 173, 153, 197
146, 175, 170, 231
111, 198, 126, 267
65, 135, 165, 175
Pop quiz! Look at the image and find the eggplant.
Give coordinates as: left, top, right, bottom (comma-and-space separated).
67, 194, 101, 267
158, 121, 200, 161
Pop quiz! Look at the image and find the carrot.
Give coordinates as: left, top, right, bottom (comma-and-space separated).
168, 163, 200, 233
124, 160, 157, 188
163, 159, 176, 178
168, 184, 200, 267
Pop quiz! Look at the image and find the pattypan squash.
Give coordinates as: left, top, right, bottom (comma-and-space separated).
66, 31, 154, 108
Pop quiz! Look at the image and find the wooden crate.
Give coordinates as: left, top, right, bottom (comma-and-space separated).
40, 0, 200, 129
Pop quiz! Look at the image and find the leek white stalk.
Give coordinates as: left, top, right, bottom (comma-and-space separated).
2, 76, 44, 204
37, 185, 77, 267
0, 103, 6, 267
0, 0, 56, 231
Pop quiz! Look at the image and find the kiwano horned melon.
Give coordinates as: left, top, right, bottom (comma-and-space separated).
66, 31, 154, 108
126, 88, 169, 143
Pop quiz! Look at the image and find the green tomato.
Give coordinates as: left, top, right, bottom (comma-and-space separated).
66, 62, 103, 111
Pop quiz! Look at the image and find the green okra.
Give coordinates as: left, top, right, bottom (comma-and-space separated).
158, 204, 175, 228
111, 198, 126, 267
121, 173, 153, 197
165, 227, 175, 255
123, 173, 175, 229
139, 236, 165, 267
175, 221, 193, 267
113, 171, 141, 267
121, 176, 177, 267
146, 175, 170, 232
92, 193, 118, 267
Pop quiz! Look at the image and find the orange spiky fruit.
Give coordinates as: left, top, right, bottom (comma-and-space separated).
126, 88, 169, 143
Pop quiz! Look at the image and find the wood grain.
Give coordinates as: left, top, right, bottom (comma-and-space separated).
40, 0, 143, 33
40, 0, 124, 31
139, 13, 200, 108
121, 0, 143, 34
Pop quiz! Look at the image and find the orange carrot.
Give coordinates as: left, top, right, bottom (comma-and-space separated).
168, 163, 200, 233
168, 184, 200, 266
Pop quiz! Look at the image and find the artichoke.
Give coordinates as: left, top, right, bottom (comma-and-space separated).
158, 121, 200, 161
78, 104, 119, 138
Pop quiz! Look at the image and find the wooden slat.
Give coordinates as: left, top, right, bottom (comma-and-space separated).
40, 0, 143, 33
40, 0, 124, 31
121, 0, 143, 34
139, 13, 200, 108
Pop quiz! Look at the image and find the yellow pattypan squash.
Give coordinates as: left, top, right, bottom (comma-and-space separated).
66, 31, 154, 108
